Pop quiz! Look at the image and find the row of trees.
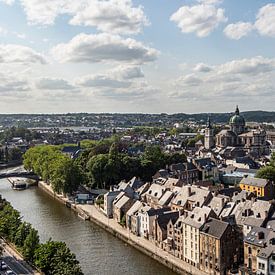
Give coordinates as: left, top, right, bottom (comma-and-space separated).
0, 196, 83, 274
23, 139, 187, 190
77, 142, 187, 188
0, 127, 41, 143
24, 146, 83, 194
257, 153, 275, 182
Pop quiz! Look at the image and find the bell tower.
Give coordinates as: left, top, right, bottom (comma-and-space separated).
204, 117, 214, 150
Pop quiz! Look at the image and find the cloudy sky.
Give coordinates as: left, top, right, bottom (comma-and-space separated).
0, 0, 275, 114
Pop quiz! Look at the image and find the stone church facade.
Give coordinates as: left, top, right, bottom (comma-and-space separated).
205, 106, 269, 157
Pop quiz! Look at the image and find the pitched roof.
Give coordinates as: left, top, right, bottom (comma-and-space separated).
201, 218, 229, 239
240, 177, 269, 187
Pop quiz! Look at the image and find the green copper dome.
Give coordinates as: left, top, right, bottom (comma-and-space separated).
229, 106, 245, 125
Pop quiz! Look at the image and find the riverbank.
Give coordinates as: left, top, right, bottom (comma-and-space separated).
38, 181, 206, 275
2, 240, 41, 275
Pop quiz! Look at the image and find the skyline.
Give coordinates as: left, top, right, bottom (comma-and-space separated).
0, 0, 275, 114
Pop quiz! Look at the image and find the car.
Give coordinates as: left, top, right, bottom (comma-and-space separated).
0, 261, 7, 270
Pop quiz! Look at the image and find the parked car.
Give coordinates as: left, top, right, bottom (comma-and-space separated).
6, 270, 15, 275
0, 261, 7, 270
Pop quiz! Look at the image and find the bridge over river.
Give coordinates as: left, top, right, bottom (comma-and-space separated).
0, 166, 39, 180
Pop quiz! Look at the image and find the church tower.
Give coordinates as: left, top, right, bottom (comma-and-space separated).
204, 117, 214, 150
229, 105, 245, 135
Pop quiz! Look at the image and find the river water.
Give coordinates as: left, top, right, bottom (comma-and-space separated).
0, 179, 175, 275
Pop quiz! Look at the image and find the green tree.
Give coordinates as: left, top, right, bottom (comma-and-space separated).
14, 222, 32, 248
50, 156, 83, 195
0, 202, 21, 241
34, 240, 83, 275
256, 166, 275, 182
22, 228, 40, 262
86, 154, 109, 188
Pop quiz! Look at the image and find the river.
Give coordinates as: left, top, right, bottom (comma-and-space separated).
0, 179, 176, 275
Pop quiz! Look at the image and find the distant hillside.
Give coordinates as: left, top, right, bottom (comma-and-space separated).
0, 111, 274, 128
170, 111, 275, 123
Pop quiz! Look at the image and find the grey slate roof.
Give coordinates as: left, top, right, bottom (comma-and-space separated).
240, 177, 269, 188
201, 218, 229, 239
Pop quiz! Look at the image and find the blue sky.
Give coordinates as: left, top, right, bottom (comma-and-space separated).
0, 0, 275, 114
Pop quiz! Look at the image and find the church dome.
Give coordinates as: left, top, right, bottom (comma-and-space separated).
229, 106, 245, 126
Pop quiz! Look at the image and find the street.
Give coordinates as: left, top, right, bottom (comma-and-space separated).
1, 248, 33, 275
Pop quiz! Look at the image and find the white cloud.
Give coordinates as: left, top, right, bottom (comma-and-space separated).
15, 33, 27, 39
19, 0, 148, 35
0, 72, 29, 94
0, 0, 14, 5
0, 27, 8, 36
0, 44, 47, 64
51, 33, 159, 64
69, 0, 149, 35
216, 56, 275, 76
98, 84, 157, 99
76, 64, 144, 91
193, 63, 213, 72
255, 4, 275, 37
176, 74, 203, 87
36, 78, 76, 90
20, 0, 64, 25
171, 56, 275, 100
111, 65, 144, 79
224, 22, 254, 40
170, 3, 227, 37
196, 0, 222, 5
76, 74, 131, 88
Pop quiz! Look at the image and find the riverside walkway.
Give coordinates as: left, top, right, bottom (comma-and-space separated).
39, 181, 206, 275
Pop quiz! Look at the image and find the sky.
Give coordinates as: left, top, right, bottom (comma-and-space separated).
0, 0, 275, 114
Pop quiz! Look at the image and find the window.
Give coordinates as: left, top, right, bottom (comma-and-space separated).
271, 264, 275, 272
248, 247, 252, 254
258, 263, 265, 270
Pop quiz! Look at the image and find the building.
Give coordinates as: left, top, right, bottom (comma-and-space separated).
182, 206, 216, 268
192, 157, 219, 181
170, 185, 213, 212
166, 215, 185, 259
216, 106, 269, 157
242, 227, 275, 274
200, 218, 242, 275
153, 211, 179, 249
257, 243, 275, 275
103, 190, 120, 217
113, 193, 135, 224
239, 177, 274, 199
204, 117, 215, 150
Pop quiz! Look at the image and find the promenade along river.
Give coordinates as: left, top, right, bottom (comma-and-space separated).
0, 179, 176, 275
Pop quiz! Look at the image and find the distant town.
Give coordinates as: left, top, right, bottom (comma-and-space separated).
0, 107, 275, 275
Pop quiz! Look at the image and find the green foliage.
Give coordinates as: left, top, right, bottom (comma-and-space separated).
34, 240, 83, 275
120, 215, 126, 227
0, 197, 83, 274
257, 166, 275, 182
85, 143, 187, 188
0, 127, 41, 143
14, 222, 32, 247
0, 201, 21, 241
49, 156, 83, 194
7, 147, 23, 162
23, 145, 83, 194
22, 228, 40, 262
257, 153, 275, 182
187, 134, 204, 147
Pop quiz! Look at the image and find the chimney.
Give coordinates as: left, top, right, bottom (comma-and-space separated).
258, 231, 265, 240
187, 186, 192, 196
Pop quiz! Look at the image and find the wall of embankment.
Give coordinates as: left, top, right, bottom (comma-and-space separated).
38, 182, 205, 275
